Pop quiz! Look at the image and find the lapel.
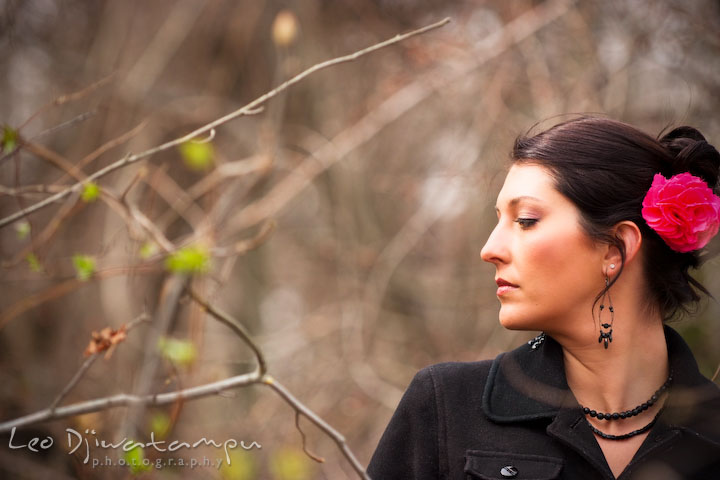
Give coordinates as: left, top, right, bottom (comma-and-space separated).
482, 331, 615, 477
482, 332, 572, 423
481, 325, 720, 476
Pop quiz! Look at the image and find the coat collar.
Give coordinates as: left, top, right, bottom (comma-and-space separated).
482, 325, 720, 446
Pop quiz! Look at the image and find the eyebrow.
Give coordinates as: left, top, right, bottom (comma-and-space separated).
494, 195, 543, 211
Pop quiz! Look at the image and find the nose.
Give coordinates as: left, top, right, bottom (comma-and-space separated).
480, 222, 509, 265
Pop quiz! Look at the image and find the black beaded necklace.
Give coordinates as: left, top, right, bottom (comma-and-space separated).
587, 408, 665, 440
580, 371, 672, 440
579, 372, 673, 421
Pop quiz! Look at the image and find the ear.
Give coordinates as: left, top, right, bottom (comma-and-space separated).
604, 221, 643, 275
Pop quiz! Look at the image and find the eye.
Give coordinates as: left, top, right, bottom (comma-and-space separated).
514, 218, 538, 229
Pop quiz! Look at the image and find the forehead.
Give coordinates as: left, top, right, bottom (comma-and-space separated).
496, 164, 557, 205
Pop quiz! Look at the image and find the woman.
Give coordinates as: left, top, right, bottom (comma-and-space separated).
367, 117, 720, 479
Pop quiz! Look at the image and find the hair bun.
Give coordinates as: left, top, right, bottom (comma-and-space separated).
659, 126, 720, 187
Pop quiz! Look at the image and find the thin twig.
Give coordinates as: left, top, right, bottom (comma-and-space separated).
125, 203, 175, 252
5, 193, 84, 267
95, 189, 160, 244
212, 219, 276, 257
263, 375, 370, 480
5, 184, 154, 268
17, 72, 116, 131
0, 264, 162, 329
156, 154, 272, 231
139, 164, 207, 231
119, 166, 148, 202
0, 17, 450, 230
0, 110, 98, 165
55, 119, 149, 185
295, 410, 325, 463
23, 141, 87, 183
48, 313, 151, 411
29, 110, 98, 141
191, 128, 216, 143
49, 356, 99, 411
187, 287, 267, 375
196, 154, 271, 195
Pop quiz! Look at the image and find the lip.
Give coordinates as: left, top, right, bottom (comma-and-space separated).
495, 278, 519, 296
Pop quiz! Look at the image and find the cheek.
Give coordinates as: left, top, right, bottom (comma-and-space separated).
520, 233, 568, 281
521, 229, 598, 297
500, 230, 599, 330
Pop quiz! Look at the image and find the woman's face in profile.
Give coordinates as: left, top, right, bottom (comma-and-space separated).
481, 164, 606, 335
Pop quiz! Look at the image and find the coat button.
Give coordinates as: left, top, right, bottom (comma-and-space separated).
500, 465, 518, 477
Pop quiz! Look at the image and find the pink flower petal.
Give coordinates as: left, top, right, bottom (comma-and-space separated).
641, 172, 720, 252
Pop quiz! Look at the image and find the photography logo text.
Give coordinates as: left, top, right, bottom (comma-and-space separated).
7, 426, 261, 469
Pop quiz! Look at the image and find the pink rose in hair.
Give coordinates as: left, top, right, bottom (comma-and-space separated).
642, 173, 720, 252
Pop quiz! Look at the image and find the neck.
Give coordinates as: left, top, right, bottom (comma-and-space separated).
555, 307, 669, 414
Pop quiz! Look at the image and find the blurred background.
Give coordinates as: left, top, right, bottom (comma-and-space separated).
1, 0, 719, 478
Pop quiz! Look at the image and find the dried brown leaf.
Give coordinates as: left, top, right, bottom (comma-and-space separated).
83, 324, 127, 357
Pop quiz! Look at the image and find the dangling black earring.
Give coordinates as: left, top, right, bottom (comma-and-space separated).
598, 266, 615, 349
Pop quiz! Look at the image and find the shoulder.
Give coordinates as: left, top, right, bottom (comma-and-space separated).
664, 325, 720, 445
418, 360, 494, 383
399, 360, 496, 421
409, 360, 495, 398
668, 376, 720, 447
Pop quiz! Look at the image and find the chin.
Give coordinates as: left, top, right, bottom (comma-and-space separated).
498, 312, 525, 330
498, 307, 545, 331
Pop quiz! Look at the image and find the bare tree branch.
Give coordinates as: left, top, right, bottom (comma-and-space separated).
0, 17, 451, 230
264, 375, 370, 480
0, 183, 68, 196
219, 0, 575, 237
0, 264, 162, 329
0, 17, 457, 480
0, 297, 368, 477
0, 371, 261, 434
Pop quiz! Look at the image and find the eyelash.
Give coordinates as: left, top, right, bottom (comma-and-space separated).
514, 218, 538, 229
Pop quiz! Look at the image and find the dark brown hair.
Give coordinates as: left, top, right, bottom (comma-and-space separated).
512, 116, 720, 320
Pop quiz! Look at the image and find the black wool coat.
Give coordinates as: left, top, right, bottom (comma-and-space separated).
367, 326, 720, 479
